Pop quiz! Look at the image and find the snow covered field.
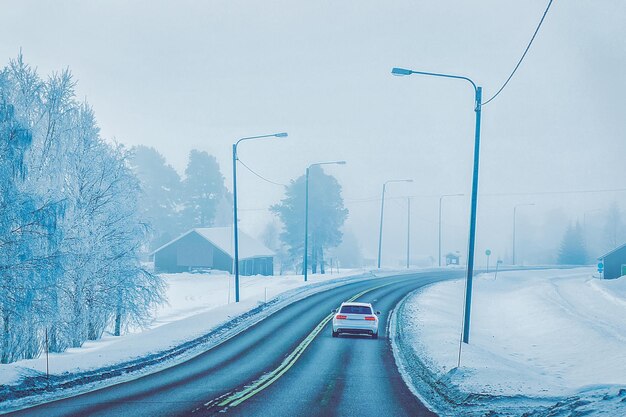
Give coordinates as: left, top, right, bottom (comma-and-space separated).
6, 267, 625, 415
0, 269, 368, 389
396, 268, 626, 416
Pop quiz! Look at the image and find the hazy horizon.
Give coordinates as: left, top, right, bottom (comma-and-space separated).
3, 0, 625, 266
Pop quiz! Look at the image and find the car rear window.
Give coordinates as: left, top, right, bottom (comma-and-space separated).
340, 305, 372, 315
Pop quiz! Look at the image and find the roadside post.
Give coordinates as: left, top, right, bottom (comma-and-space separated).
494, 259, 503, 280
485, 249, 491, 273
45, 327, 50, 381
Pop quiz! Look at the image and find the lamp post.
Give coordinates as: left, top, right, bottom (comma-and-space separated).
438, 193, 464, 267
392, 66, 481, 344
513, 203, 534, 266
304, 160, 346, 282
232, 132, 287, 302
377, 179, 413, 269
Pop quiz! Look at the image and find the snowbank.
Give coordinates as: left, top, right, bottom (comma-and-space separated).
396, 267, 626, 415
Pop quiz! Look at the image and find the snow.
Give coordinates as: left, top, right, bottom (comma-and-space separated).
0, 269, 369, 389
396, 267, 626, 415
6, 267, 625, 415
151, 227, 274, 259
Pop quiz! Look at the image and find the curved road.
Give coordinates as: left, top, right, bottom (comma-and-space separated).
7, 270, 462, 417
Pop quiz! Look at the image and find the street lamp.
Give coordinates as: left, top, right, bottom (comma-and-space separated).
513, 203, 535, 266
304, 160, 346, 282
438, 193, 464, 267
232, 132, 288, 302
377, 179, 413, 269
392, 66, 481, 344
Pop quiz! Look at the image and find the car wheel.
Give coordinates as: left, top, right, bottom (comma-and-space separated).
372, 332, 378, 339
332, 330, 338, 338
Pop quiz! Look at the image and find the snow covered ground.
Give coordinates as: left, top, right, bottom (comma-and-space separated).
0, 269, 370, 390
395, 267, 626, 416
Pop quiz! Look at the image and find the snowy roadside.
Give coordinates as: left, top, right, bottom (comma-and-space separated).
0, 268, 392, 412
392, 268, 626, 416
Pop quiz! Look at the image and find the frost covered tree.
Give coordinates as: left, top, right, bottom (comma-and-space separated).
557, 222, 588, 265
271, 166, 348, 274
0, 55, 164, 363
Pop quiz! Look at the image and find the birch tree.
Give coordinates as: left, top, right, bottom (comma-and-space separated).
0, 55, 164, 363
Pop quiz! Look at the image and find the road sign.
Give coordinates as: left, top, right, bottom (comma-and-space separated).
597, 262, 604, 273
485, 249, 491, 256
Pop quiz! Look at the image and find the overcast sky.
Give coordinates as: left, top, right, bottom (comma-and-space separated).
2, 0, 625, 265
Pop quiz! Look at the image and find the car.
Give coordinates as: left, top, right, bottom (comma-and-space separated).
331, 302, 381, 339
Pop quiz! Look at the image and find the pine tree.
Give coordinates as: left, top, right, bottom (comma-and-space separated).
181, 150, 227, 228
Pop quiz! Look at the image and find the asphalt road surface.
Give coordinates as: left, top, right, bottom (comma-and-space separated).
7, 270, 463, 417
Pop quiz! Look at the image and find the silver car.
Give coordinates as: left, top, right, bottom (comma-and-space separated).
331, 302, 380, 339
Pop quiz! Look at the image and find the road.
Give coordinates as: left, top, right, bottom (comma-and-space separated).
7, 270, 463, 417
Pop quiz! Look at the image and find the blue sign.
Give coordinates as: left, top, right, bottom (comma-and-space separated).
598, 262, 604, 273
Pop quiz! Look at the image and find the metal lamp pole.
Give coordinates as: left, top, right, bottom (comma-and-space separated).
303, 160, 346, 282
438, 193, 463, 267
392, 66, 481, 344
512, 203, 534, 266
232, 132, 288, 302
377, 179, 413, 269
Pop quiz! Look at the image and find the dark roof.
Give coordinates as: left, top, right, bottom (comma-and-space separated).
598, 242, 626, 260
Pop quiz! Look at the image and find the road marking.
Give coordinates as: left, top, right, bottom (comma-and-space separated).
204, 281, 395, 412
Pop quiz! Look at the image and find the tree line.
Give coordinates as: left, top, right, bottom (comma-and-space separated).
133, 151, 353, 274
129, 146, 232, 251
557, 201, 625, 265
0, 56, 163, 364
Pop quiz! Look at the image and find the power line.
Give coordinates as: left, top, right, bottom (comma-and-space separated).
237, 158, 287, 187
238, 187, 626, 213
346, 187, 626, 204
483, 0, 555, 106
482, 187, 626, 197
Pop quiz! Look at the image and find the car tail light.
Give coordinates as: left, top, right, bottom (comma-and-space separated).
335, 315, 347, 320
365, 316, 376, 321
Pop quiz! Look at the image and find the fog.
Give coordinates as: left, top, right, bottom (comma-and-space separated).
3, 0, 625, 266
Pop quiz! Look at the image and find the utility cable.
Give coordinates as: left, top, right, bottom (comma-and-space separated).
237, 158, 287, 187
483, 0, 555, 106
350, 187, 626, 202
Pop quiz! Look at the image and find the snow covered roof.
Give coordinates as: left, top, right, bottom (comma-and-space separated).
152, 227, 274, 260
598, 242, 626, 260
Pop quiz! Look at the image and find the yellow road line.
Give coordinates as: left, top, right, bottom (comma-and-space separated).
214, 281, 394, 410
